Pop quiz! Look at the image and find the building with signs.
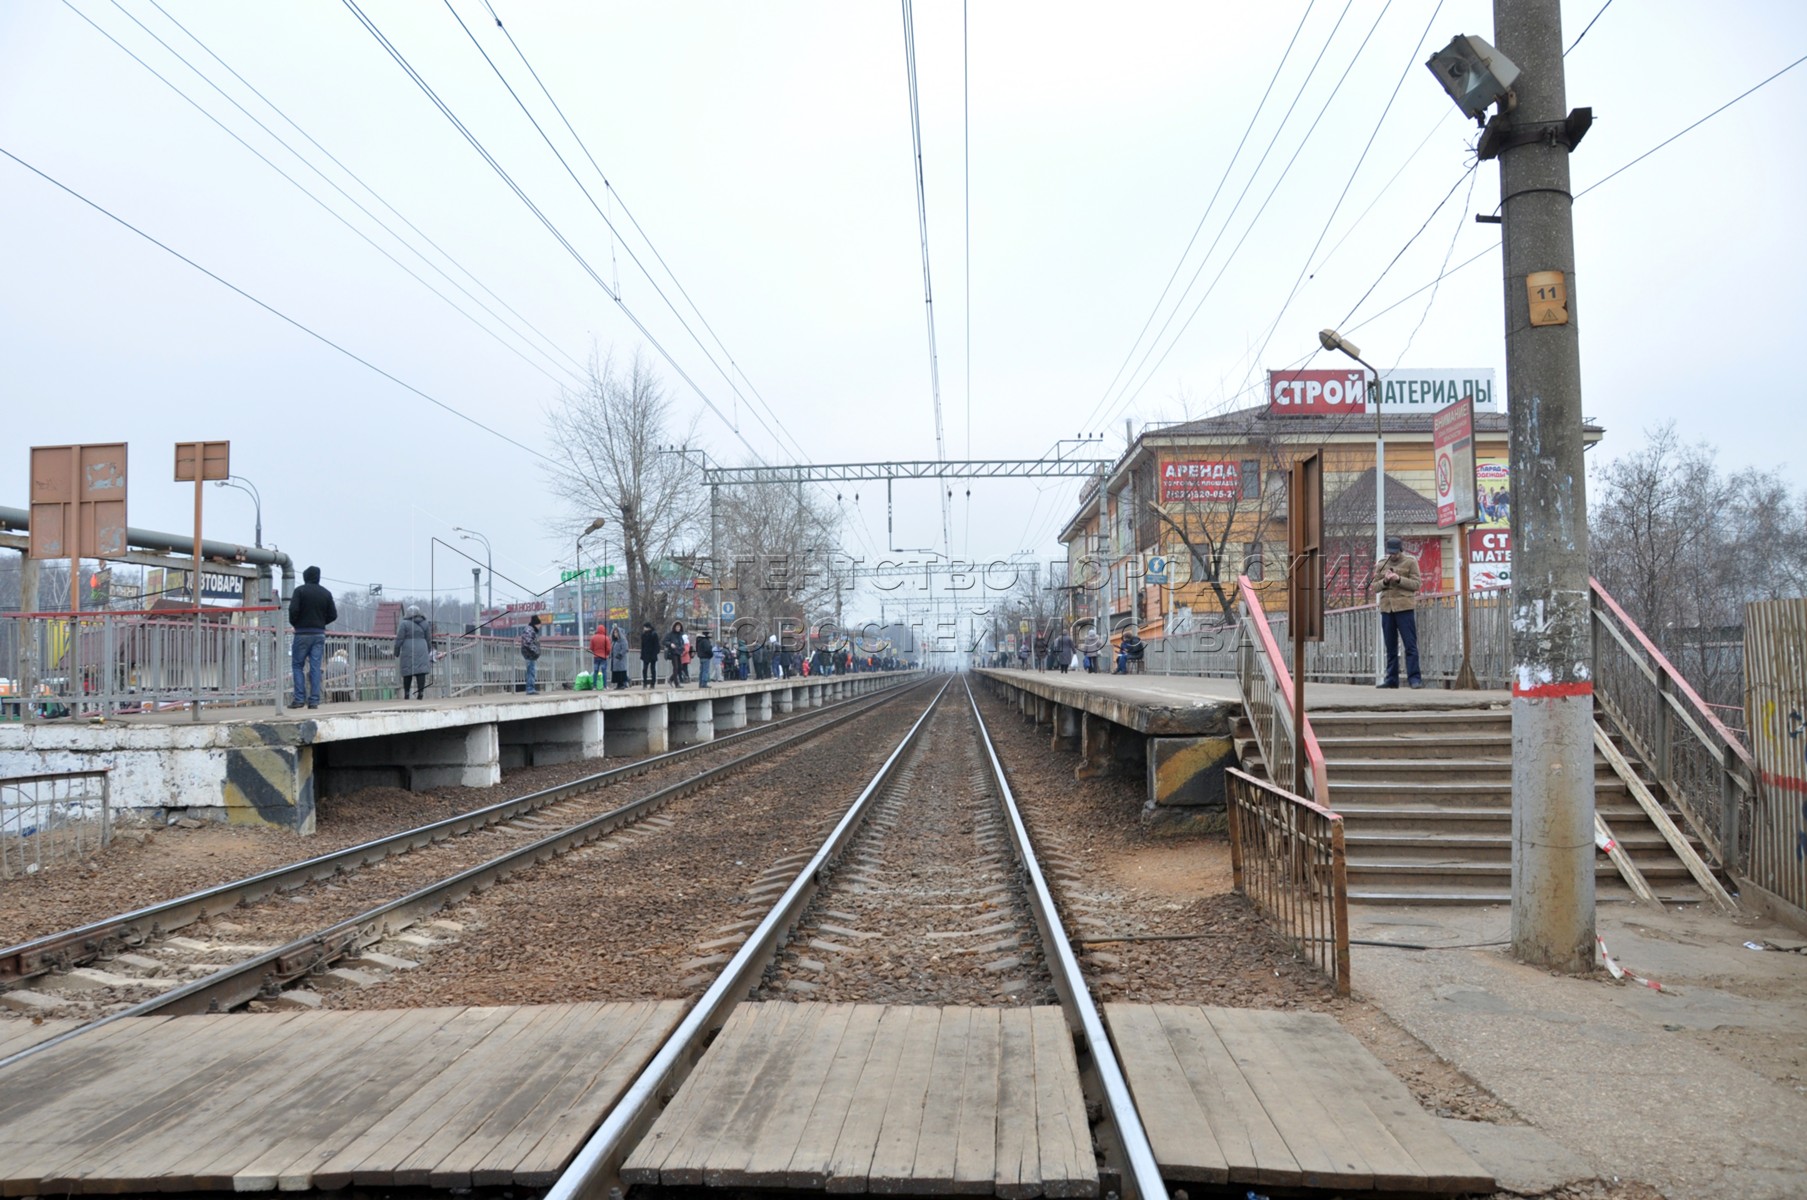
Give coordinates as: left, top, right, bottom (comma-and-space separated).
1057, 368, 1601, 637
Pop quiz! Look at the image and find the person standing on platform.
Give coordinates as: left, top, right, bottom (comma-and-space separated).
394, 604, 433, 699
1051, 628, 1075, 674
520, 613, 542, 694
288, 565, 337, 709
1370, 536, 1423, 689
589, 622, 611, 682
609, 624, 629, 689
1080, 625, 1104, 673
663, 620, 687, 685
639, 621, 661, 688
695, 628, 715, 687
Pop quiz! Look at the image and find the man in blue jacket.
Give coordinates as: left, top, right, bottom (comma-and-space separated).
288, 566, 338, 709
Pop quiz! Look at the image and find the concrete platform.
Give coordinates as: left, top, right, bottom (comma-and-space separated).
0, 673, 915, 833
0, 1001, 687, 1194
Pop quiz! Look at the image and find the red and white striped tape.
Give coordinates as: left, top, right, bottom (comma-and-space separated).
1597, 935, 1666, 992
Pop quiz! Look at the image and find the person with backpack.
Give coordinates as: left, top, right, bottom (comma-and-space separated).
695, 628, 716, 687
639, 621, 660, 688
520, 613, 542, 694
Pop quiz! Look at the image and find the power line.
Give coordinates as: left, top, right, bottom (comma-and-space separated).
900, 0, 952, 557
1229, 0, 1442, 406
139, 0, 588, 380
1564, 0, 1612, 56
454, 2, 882, 565
64, 0, 585, 391
1, 145, 554, 463
1080, 0, 1318, 437
337, 0, 788, 485
1576, 50, 1807, 199
1097, 0, 1385, 431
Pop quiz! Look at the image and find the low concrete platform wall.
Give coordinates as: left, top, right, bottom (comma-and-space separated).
0, 672, 917, 834
976, 669, 1241, 823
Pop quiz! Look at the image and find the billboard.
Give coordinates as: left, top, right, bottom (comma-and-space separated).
1469, 456, 1512, 588
1159, 460, 1242, 503
1267, 368, 1498, 415
1432, 397, 1477, 528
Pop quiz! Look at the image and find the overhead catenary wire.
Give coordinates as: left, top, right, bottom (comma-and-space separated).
0, 145, 555, 464
1078, 0, 1319, 438
64, 0, 585, 391
899, 0, 953, 559
1090, 2, 1365, 434
138, 0, 589, 380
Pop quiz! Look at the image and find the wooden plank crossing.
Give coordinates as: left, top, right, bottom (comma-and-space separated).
1105, 1003, 1494, 1195
0, 1000, 684, 1195
623, 1002, 1098, 1198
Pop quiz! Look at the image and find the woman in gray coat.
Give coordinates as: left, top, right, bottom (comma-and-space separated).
607, 624, 629, 690
394, 605, 433, 699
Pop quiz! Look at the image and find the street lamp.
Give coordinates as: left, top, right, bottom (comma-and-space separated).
454, 527, 492, 612
576, 518, 606, 642
1318, 329, 1388, 577
214, 475, 262, 548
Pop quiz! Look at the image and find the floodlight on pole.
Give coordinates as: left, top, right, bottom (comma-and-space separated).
1319, 329, 1389, 680
454, 527, 492, 612
1424, 34, 1520, 121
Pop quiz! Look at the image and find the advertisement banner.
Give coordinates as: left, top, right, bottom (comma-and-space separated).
1159, 459, 1242, 503
1469, 528, 1512, 589
1268, 367, 1499, 415
1433, 397, 1477, 528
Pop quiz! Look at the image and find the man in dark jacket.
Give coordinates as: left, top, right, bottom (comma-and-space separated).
694, 629, 715, 687
639, 622, 661, 688
288, 566, 337, 709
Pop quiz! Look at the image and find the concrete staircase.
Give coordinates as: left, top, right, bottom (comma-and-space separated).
1240, 705, 1712, 905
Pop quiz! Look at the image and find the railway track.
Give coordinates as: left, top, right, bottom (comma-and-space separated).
0, 675, 929, 1064
541, 676, 1167, 1200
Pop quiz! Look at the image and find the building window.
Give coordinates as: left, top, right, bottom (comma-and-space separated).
1240, 460, 1261, 500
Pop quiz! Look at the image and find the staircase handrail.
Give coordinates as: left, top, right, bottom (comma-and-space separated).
1589, 577, 1756, 867
1236, 575, 1331, 807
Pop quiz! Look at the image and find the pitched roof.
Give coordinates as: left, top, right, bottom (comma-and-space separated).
1144, 403, 1519, 440
1325, 468, 1438, 527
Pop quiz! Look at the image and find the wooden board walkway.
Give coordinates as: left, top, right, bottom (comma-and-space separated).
0, 1000, 684, 1195
623, 1003, 1098, 1198
1105, 1003, 1494, 1194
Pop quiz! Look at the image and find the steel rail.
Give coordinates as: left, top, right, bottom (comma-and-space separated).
0, 677, 932, 1073
960, 676, 1169, 1200
544, 680, 952, 1200
0, 675, 919, 983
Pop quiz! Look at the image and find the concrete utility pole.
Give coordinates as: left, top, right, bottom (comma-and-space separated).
1496, 0, 1595, 972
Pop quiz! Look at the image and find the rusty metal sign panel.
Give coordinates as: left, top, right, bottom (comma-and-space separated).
1745, 598, 1807, 914
28, 443, 129, 560
174, 440, 230, 482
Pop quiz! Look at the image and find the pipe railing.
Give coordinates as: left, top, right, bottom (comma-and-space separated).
1234, 576, 1330, 806
1226, 767, 1349, 995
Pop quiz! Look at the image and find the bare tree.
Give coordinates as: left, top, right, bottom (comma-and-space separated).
543, 349, 707, 630
713, 477, 846, 642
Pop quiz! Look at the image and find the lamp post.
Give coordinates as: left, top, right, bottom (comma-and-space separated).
454, 527, 492, 613
1318, 329, 1389, 683
214, 475, 263, 548
576, 517, 606, 644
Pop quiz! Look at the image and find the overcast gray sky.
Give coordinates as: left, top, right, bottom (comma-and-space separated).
4, 0, 1803, 619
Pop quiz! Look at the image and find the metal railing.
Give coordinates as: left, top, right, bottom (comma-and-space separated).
1144, 586, 1515, 687
1226, 766, 1349, 996
1235, 576, 1330, 805
0, 608, 283, 721
1, 770, 111, 879
1590, 578, 1757, 870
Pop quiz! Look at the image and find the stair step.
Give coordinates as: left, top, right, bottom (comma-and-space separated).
1345, 860, 1702, 881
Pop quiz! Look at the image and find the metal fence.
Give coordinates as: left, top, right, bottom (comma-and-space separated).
1590, 579, 1757, 870
1, 770, 111, 879
1226, 766, 1349, 996
0, 608, 283, 721
1144, 586, 1515, 687
1743, 598, 1807, 915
